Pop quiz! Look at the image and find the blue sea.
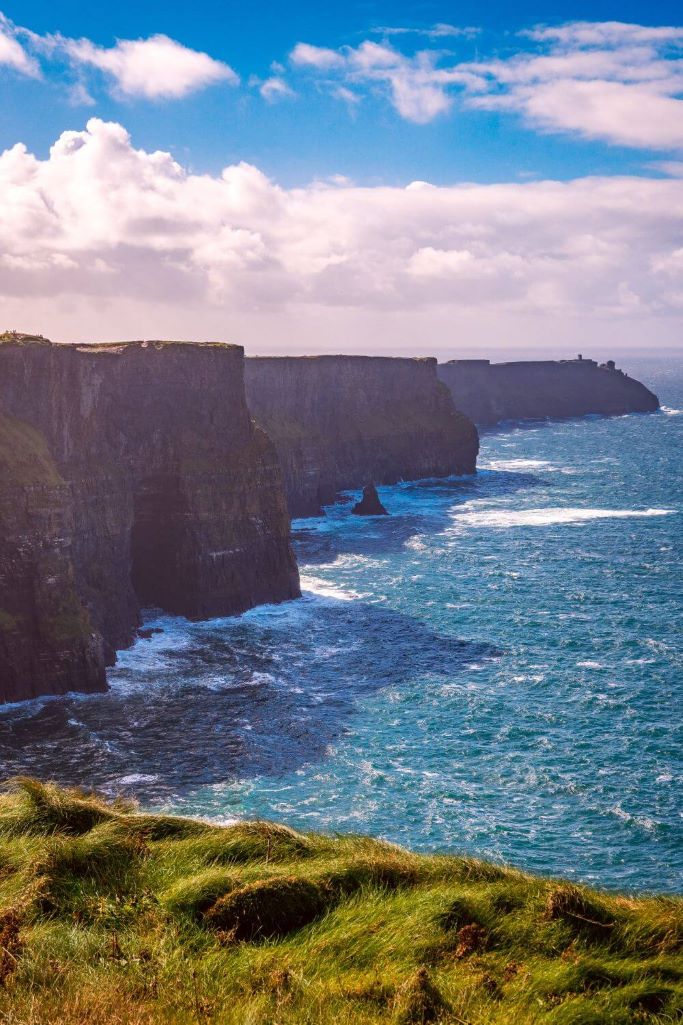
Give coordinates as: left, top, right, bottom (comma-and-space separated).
1, 358, 681, 893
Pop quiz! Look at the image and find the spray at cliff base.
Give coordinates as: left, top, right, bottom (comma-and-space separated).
1, 358, 681, 894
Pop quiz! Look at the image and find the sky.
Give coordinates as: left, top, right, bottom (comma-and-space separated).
1, 1, 683, 357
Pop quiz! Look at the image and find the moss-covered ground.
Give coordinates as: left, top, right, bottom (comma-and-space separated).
0, 779, 680, 1025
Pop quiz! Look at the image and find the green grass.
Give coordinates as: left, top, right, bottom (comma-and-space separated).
0, 779, 680, 1025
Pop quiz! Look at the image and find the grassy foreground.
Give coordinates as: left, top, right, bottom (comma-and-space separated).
0, 780, 680, 1025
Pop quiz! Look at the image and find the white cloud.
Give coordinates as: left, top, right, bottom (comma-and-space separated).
1, 118, 683, 354
0, 12, 238, 100
290, 42, 345, 70
259, 75, 294, 101
290, 40, 468, 123
57, 33, 238, 99
0, 14, 39, 75
288, 20, 683, 148
373, 24, 479, 40
460, 23, 683, 150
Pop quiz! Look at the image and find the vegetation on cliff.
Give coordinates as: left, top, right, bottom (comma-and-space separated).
0, 780, 680, 1024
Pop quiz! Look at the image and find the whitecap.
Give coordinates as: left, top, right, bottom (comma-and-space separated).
448, 505, 675, 529
299, 574, 366, 601
660, 406, 682, 416
482, 458, 558, 472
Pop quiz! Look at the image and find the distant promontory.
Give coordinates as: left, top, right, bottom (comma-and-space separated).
437, 357, 659, 425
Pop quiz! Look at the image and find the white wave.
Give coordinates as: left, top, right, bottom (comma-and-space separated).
117, 773, 160, 786
449, 505, 675, 529
576, 661, 606, 669
660, 406, 682, 416
299, 574, 365, 601
482, 458, 558, 472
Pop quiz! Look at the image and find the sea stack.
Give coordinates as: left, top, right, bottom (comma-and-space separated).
0, 334, 300, 704
245, 355, 479, 517
352, 484, 389, 516
437, 357, 659, 425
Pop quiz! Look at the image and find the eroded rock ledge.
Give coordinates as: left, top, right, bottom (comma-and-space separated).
245, 355, 479, 517
0, 335, 300, 703
437, 357, 659, 426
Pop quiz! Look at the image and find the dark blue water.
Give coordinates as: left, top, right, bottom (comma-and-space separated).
1, 358, 681, 893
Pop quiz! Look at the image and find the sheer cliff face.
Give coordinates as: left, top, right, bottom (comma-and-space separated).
437, 360, 660, 426
0, 338, 300, 703
245, 356, 479, 518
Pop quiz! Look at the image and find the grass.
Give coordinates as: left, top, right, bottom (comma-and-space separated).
0, 780, 679, 1025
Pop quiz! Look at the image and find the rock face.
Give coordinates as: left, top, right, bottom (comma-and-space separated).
437, 358, 659, 426
0, 336, 300, 704
245, 356, 479, 517
352, 484, 389, 517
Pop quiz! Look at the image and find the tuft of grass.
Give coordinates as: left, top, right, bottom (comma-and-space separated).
392, 967, 447, 1024
205, 876, 329, 941
0, 779, 679, 1025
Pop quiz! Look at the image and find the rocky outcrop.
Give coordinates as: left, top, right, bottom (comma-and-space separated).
437, 358, 659, 426
245, 356, 479, 517
352, 484, 388, 517
0, 335, 300, 704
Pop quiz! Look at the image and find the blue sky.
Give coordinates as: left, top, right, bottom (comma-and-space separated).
3, 0, 683, 184
1, 2, 682, 354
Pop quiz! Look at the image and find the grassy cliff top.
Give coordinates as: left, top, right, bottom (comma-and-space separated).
0, 332, 240, 353
0, 779, 679, 1025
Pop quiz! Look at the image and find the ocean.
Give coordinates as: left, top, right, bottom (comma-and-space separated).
1, 357, 681, 893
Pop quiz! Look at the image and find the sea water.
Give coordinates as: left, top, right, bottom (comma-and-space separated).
1, 358, 681, 893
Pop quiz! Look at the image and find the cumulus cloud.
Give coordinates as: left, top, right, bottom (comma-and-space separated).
0, 12, 237, 100
2, 118, 683, 343
289, 20, 683, 148
56, 33, 238, 99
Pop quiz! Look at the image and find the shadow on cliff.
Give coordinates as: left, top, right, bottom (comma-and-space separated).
0, 595, 498, 803
294, 468, 549, 566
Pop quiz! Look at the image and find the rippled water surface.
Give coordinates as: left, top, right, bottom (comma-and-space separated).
1, 358, 681, 892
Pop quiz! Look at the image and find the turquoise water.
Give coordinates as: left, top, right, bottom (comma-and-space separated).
1, 358, 681, 893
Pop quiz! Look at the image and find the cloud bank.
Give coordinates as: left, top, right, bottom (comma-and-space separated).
1, 119, 682, 351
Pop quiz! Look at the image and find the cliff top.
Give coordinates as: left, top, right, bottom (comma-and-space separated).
0, 332, 240, 353
443, 357, 604, 369
247, 354, 436, 364
0, 778, 680, 1025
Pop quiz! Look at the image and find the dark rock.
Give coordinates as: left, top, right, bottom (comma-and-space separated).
0, 336, 300, 703
245, 355, 479, 518
437, 357, 659, 426
137, 628, 163, 641
352, 484, 388, 516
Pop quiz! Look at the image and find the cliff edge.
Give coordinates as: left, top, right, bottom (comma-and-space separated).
245, 355, 479, 517
0, 335, 300, 703
437, 357, 659, 426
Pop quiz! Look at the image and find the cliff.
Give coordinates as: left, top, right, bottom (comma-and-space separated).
0, 335, 300, 703
245, 356, 479, 517
437, 358, 659, 426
